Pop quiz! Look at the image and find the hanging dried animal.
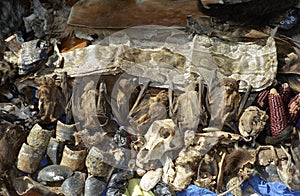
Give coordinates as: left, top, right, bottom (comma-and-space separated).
36, 76, 66, 123
129, 90, 168, 135
172, 81, 208, 131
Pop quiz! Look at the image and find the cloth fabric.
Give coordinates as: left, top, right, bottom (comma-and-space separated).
176, 174, 300, 196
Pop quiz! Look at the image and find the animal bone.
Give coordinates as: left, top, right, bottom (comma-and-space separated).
136, 119, 183, 169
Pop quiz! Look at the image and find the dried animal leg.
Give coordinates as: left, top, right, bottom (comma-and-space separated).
218, 177, 244, 196
97, 81, 109, 126
129, 81, 150, 117
217, 151, 227, 190
168, 80, 174, 118
238, 83, 252, 118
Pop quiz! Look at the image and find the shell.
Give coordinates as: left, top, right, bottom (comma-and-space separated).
17, 143, 44, 174
61, 171, 85, 196
56, 120, 78, 143
37, 165, 73, 183
46, 137, 64, 165
85, 146, 112, 176
27, 124, 53, 150
84, 175, 106, 196
60, 145, 87, 171
140, 168, 163, 191
13, 176, 56, 196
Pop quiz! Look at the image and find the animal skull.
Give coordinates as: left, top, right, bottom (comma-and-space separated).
136, 119, 183, 169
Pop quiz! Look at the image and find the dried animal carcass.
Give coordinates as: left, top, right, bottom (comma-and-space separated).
0, 125, 26, 172
79, 80, 99, 129
36, 76, 66, 123
222, 78, 241, 131
172, 81, 208, 132
277, 145, 300, 191
129, 90, 168, 135
162, 132, 220, 191
206, 76, 241, 131
0, 61, 17, 86
222, 148, 256, 195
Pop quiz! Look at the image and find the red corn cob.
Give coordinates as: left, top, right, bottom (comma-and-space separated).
253, 86, 272, 110
278, 83, 292, 107
268, 88, 288, 137
288, 93, 300, 124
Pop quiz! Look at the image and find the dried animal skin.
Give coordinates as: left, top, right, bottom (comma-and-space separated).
0, 0, 30, 37
198, 0, 297, 21
111, 76, 139, 127
36, 76, 66, 123
68, 0, 200, 28
163, 156, 194, 191
130, 90, 168, 135
222, 78, 241, 130
170, 165, 194, 191
114, 47, 188, 88
277, 146, 300, 191
0, 125, 26, 172
163, 139, 216, 191
224, 148, 255, 178
19, 39, 49, 75
175, 145, 202, 166
191, 34, 277, 91
80, 80, 99, 129
0, 61, 17, 86
239, 106, 269, 139
59, 44, 188, 88
24, 0, 69, 39
172, 82, 207, 131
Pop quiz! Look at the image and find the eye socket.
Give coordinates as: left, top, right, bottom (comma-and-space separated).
159, 128, 171, 139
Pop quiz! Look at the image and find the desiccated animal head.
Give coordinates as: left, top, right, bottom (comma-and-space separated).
224, 78, 239, 94
136, 119, 183, 169
239, 106, 269, 139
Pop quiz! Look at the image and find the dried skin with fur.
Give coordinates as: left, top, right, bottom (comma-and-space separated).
36, 76, 66, 123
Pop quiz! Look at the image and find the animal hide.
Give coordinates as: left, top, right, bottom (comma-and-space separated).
68, 0, 201, 28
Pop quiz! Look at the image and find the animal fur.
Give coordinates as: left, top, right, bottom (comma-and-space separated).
223, 148, 253, 177
67, 0, 201, 28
